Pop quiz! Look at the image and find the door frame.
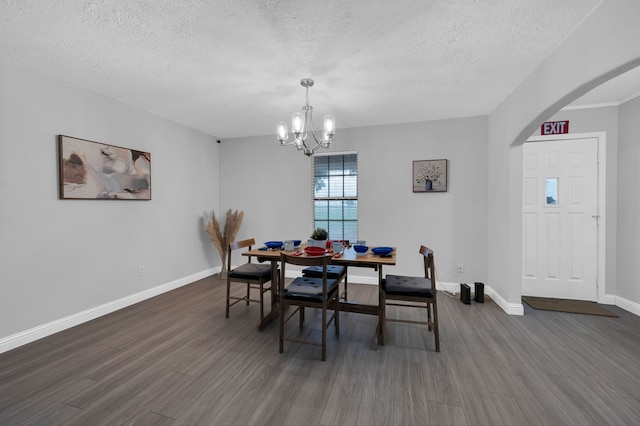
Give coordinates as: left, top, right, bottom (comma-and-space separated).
524, 131, 608, 303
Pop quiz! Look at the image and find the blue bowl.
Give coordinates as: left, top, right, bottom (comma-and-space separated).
292, 240, 302, 247
372, 247, 393, 255
264, 241, 283, 249
353, 245, 369, 254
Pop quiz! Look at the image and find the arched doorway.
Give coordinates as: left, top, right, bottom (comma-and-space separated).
488, 1, 640, 315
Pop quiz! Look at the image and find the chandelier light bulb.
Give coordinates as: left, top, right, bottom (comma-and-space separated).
291, 112, 304, 135
277, 122, 288, 143
323, 115, 335, 138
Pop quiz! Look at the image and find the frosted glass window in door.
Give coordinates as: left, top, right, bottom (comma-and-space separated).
546, 177, 558, 205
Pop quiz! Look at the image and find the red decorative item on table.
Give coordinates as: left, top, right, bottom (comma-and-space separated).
304, 246, 326, 256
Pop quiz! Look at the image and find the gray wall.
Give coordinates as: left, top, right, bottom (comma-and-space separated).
0, 59, 221, 346
219, 117, 489, 284
618, 96, 640, 304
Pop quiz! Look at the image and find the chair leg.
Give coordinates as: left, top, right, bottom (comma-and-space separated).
432, 300, 440, 352
427, 303, 433, 331
246, 283, 250, 305
334, 293, 340, 336
380, 292, 386, 346
259, 283, 264, 320
279, 299, 285, 354
273, 272, 279, 305
321, 302, 327, 361
344, 273, 348, 301
225, 279, 231, 318
299, 307, 305, 329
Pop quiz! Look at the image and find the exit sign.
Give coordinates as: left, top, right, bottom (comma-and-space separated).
541, 120, 569, 135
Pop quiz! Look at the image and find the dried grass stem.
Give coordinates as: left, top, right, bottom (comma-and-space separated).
206, 209, 243, 277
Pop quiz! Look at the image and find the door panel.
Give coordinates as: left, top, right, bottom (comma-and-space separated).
522, 137, 598, 301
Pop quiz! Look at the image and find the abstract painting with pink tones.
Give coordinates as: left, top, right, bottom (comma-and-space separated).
58, 135, 151, 200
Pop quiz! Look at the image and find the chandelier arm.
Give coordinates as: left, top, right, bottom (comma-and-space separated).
305, 108, 326, 151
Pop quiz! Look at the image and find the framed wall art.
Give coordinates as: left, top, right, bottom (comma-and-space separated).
58, 135, 151, 200
413, 159, 447, 192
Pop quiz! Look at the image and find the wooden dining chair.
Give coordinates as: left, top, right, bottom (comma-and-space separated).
380, 245, 440, 352
226, 238, 275, 324
301, 240, 349, 299
279, 252, 343, 361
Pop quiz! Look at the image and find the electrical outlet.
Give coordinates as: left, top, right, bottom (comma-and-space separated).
138, 266, 145, 276
457, 263, 464, 273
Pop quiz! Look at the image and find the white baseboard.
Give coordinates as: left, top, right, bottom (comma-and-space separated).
277, 272, 640, 318
285, 273, 637, 317
488, 287, 525, 316
0, 268, 218, 355
288, 273, 528, 316
438, 281, 524, 315
600, 293, 616, 305
614, 294, 640, 316
289, 273, 527, 316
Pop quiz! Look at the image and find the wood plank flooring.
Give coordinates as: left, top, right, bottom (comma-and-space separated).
1, 276, 639, 425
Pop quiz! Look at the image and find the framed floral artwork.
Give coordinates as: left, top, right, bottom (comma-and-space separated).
413, 159, 447, 192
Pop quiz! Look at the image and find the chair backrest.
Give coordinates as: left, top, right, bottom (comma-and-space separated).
230, 238, 256, 251
281, 252, 331, 268
228, 238, 256, 269
419, 245, 436, 290
280, 253, 333, 293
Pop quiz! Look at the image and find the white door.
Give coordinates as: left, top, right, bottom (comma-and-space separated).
522, 137, 598, 301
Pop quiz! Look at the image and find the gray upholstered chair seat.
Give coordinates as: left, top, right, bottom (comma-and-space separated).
383, 275, 436, 298
302, 265, 346, 279
283, 277, 339, 301
228, 263, 272, 280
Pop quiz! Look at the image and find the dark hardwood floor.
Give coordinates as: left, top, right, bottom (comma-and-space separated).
1, 276, 639, 425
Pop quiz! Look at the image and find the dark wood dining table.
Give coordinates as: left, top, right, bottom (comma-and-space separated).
242, 245, 396, 336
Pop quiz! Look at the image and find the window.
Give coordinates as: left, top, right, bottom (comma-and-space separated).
312, 153, 358, 241
546, 177, 558, 205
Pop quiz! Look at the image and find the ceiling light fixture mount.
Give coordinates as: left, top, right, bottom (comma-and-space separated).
277, 78, 335, 156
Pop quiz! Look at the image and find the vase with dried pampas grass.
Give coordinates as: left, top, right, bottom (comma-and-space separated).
205, 209, 244, 279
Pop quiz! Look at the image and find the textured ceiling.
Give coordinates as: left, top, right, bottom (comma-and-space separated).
2, 0, 628, 140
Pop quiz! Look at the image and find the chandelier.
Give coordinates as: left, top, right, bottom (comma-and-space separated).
276, 78, 335, 156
